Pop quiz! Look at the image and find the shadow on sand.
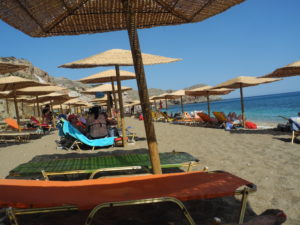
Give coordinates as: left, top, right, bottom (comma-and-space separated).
15, 197, 257, 225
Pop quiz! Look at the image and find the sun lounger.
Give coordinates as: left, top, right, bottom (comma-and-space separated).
62, 119, 115, 151
30, 116, 52, 132
172, 112, 204, 126
8, 151, 200, 180
197, 112, 219, 127
213, 112, 228, 123
0, 132, 30, 144
0, 171, 256, 225
4, 118, 37, 132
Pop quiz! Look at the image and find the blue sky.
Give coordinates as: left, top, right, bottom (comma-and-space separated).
0, 0, 299, 99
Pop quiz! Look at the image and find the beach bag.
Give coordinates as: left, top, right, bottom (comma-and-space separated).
139, 114, 144, 120
245, 121, 257, 129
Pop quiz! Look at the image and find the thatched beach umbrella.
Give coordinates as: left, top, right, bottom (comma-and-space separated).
151, 93, 170, 109
262, 60, 300, 78
82, 84, 132, 94
90, 96, 113, 103
185, 86, 233, 117
0, 76, 46, 129
60, 49, 180, 147
0, 61, 28, 73
78, 69, 135, 112
0, 0, 245, 173
214, 77, 281, 127
77, 69, 136, 145
32, 92, 71, 114
82, 84, 131, 119
165, 90, 186, 114
16, 86, 66, 118
63, 98, 84, 113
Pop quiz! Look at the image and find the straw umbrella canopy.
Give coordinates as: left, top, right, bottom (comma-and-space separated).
0, 76, 47, 129
78, 69, 136, 83
165, 90, 186, 114
31, 92, 71, 113
61, 49, 181, 148
15, 85, 66, 117
62, 98, 90, 114
53, 104, 69, 111
151, 93, 170, 110
0, 0, 245, 173
82, 84, 132, 94
90, 95, 118, 103
185, 86, 233, 117
78, 68, 135, 108
213, 77, 281, 127
262, 60, 300, 78
0, 61, 28, 73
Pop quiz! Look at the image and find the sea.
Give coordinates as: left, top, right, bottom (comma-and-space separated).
163, 91, 300, 125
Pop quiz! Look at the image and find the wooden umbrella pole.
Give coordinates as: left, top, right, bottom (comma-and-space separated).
207, 95, 211, 117
50, 100, 53, 112
60, 104, 63, 114
33, 102, 36, 116
115, 65, 127, 147
5, 98, 9, 114
154, 100, 157, 111
21, 100, 24, 118
107, 92, 112, 117
111, 79, 120, 127
165, 97, 168, 109
13, 87, 21, 132
36, 96, 41, 118
240, 85, 246, 127
50, 100, 55, 125
123, 0, 162, 174
180, 96, 184, 114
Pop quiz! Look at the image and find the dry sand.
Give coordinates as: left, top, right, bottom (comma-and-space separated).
0, 117, 299, 224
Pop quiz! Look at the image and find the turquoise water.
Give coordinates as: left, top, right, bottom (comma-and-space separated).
163, 91, 300, 124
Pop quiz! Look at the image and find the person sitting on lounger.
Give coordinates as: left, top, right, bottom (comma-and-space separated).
68, 114, 87, 135
86, 106, 115, 139
42, 104, 53, 125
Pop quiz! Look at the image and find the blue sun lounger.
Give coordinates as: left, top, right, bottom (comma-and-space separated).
62, 120, 115, 150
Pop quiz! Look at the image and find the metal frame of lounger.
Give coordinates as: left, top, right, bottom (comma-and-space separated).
85, 197, 197, 225
290, 119, 300, 144
41, 161, 199, 180
291, 130, 300, 143
4, 173, 256, 225
0, 133, 30, 144
68, 139, 115, 151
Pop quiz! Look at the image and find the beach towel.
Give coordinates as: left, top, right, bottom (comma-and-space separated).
245, 121, 257, 129
62, 120, 115, 147
289, 117, 300, 131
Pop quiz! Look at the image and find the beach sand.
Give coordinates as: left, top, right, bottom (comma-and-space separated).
0, 117, 299, 224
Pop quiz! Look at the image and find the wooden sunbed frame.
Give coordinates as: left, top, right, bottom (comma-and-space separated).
40, 160, 199, 180
1, 171, 256, 225
0, 132, 30, 144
